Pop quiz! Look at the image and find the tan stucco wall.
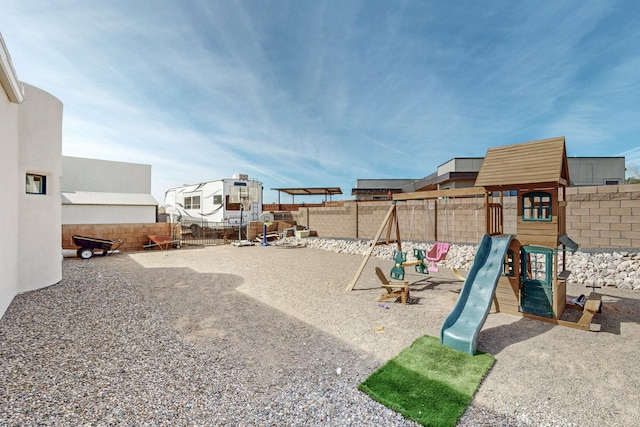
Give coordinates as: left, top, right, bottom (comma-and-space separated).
1, 80, 63, 319
0, 81, 20, 316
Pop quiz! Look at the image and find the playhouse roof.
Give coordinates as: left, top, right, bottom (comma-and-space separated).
475, 136, 570, 189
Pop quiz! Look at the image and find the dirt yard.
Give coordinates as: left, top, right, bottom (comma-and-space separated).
2, 243, 639, 426
124, 243, 640, 426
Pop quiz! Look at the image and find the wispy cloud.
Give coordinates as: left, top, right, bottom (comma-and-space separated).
2, 0, 640, 202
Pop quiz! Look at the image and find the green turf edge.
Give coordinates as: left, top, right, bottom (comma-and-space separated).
358, 335, 495, 427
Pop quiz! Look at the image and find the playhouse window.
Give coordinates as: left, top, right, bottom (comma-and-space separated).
521, 247, 552, 283
522, 191, 552, 221
502, 250, 515, 276
26, 174, 46, 194
184, 195, 201, 210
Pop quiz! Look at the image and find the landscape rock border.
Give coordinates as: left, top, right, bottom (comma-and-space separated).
275, 237, 640, 291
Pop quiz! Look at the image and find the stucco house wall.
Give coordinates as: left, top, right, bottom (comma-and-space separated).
17, 84, 63, 293
62, 156, 152, 193
1, 33, 63, 317
0, 52, 21, 316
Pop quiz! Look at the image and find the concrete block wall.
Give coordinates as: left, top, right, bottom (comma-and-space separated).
290, 209, 307, 231
276, 184, 640, 249
435, 198, 486, 244
62, 222, 174, 252
353, 203, 391, 240
291, 204, 358, 239
566, 184, 640, 248
263, 203, 323, 212
361, 199, 487, 245
395, 200, 437, 242
60, 185, 637, 252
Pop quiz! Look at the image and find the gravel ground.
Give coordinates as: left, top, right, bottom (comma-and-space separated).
1, 243, 639, 426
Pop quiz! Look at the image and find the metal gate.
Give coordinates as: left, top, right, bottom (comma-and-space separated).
175, 220, 239, 246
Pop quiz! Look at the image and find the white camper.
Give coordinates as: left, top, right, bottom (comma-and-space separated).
164, 174, 262, 227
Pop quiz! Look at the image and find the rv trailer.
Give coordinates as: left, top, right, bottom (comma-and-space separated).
164, 174, 263, 233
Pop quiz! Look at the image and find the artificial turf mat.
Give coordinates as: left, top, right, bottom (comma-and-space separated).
358, 335, 495, 427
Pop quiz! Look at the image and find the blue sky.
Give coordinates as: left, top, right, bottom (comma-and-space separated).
2, 1, 640, 204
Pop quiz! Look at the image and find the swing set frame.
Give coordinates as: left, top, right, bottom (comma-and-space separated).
346, 186, 487, 291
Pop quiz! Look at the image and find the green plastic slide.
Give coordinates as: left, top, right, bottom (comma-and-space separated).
440, 234, 513, 355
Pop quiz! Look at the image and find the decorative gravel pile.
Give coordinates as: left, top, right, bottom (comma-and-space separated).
284, 237, 640, 291
0, 258, 416, 426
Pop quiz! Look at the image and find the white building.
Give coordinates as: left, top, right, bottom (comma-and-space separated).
1, 34, 63, 318
61, 156, 158, 224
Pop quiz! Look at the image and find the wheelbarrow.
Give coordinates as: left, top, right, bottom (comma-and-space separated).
143, 235, 181, 250
72, 234, 125, 259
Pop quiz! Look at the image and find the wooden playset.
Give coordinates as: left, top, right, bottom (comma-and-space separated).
349, 136, 601, 331
474, 136, 600, 330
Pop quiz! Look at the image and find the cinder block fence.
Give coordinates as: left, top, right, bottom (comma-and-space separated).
62, 223, 174, 252
283, 184, 640, 249
61, 184, 640, 252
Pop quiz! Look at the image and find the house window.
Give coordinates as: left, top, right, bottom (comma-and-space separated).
522, 191, 552, 221
184, 195, 201, 210
604, 179, 620, 185
26, 174, 46, 194
213, 194, 222, 205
